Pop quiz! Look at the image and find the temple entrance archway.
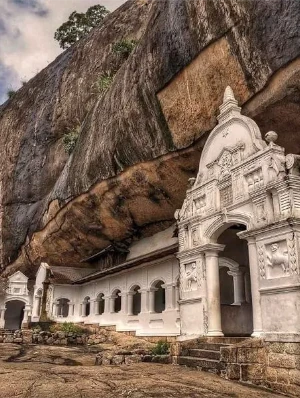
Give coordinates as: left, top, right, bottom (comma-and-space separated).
216, 224, 253, 336
4, 300, 25, 330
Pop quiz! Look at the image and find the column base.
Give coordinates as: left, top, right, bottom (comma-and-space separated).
251, 330, 263, 337
207, 330, 224, 337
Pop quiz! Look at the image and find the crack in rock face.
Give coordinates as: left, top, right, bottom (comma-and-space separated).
0, 0, 300, 276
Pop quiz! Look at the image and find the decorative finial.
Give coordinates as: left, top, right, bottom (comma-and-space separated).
265, 131, 278, 144
223, 86, 236, 103
218, 86, 240, 122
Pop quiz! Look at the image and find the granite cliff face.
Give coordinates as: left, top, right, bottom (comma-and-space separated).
0, 0, 300, 277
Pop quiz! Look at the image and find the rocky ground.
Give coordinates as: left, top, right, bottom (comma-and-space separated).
0, 343, 285, 398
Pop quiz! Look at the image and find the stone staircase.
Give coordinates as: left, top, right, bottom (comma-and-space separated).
178, 337, 249, 374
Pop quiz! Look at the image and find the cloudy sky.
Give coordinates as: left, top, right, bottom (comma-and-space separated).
0, 0, 126, 104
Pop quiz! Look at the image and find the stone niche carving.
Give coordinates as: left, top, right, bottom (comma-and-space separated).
191, 227, 199, 247
181, 260, 203, 292
265, 240, 289, 278
193, 195, 206, 215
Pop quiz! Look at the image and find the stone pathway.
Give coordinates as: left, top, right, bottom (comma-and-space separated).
0, 344, 284, 398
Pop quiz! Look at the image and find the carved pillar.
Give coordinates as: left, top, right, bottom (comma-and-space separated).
94, 299, 100, 315
0, 305, 6, 329
148, 288, 157, 313
22, 305, 31, 329
175, 284, 180, 310
244, 272, 251, 303
163, 283, 175, 310
247, 238, 263, 336
120, 293, 127, 314
139, 289, 148, 313
109, 296, 115, 313
34, 296, 41, 317
68, 302, 74, 317
102, 296, 110, 314
205, 245, 224, 336
127, 292, 135, 316
90, 299, 97, 316
228, 269, 245, 305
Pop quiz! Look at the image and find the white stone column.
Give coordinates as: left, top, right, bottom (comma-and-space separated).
120, 293, 127, 314
228, 269, 245, 305
22, 305, 31, 328
103, 296, 111, 314
163, 283, 175, 311
90, 299, 97, 316
139, 289, 148, 313
247, 238, 263, 336
68, 302, 74, 317
175, 284, 180, 310
148, 288, 157, 313
127, 292, 134, 315
244, 272, 251, 303
205, 245, 224, 336
0, 306, 6, 329
94, 299, 100, 315
55, 303, 60, 317
82, 303, 86, 317
109, 296, 115, 313
34, 296, 40, 317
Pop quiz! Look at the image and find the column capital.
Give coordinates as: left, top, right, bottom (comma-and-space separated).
246, 237, 257, 245
227, 269, 245, 277
201, 243, 225, 256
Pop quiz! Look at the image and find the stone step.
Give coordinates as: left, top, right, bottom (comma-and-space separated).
188, 349, 220, 360
177, 356, 223, 372
181, 342, 229, 352
197, 336, 248, 344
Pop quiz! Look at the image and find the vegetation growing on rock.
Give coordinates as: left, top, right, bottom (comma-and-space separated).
96, 72, 115, 95
54, 5, 110, 49
112, 39, 137, 57
62, 127, 80, 155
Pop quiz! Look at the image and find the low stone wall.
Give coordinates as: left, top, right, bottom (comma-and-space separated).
95, 349, 171, 365
0, 330, 32, 344
220, 338, 300, 397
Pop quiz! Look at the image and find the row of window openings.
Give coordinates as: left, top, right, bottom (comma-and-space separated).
55, 282, 166, 318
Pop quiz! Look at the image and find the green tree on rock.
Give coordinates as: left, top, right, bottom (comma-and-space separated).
54, 5, 110, 49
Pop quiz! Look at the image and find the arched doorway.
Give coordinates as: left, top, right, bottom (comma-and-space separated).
4, 300, 25, 330
57, 298, 70, 317
130, 285, 141, 315
217, 224, 253, 336
153, 280, 165, 313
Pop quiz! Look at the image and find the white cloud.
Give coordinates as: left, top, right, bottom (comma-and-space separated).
0, 0, 126, 103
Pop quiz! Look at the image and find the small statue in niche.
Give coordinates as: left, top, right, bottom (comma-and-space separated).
192, 228, 198, 246
266, 243, 289, 274
185, 263, 197, 290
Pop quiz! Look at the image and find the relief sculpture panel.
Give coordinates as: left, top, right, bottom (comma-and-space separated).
266, 240, 289, 278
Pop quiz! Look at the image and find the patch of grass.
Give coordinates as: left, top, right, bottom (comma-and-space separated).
151, 340, 170, 355
112, 39, 137, 57
96, 72, 115, 95
49, 322, 88, 335
63, 126, 80, 155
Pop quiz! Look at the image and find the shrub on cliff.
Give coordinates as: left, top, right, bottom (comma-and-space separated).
63, 127, 80, 155
54, 5, 110, 49
96, 72, 115, 95
112, 39, 137, 58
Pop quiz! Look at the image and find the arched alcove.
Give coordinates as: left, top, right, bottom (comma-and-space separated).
4, 300, 25, 330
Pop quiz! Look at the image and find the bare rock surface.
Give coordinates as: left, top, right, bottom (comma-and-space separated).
0, 0, 299, 275
0, 343, 284, 398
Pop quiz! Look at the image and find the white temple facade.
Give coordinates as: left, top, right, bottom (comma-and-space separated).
0, 87, 299, 340
176, 86, 300, 340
